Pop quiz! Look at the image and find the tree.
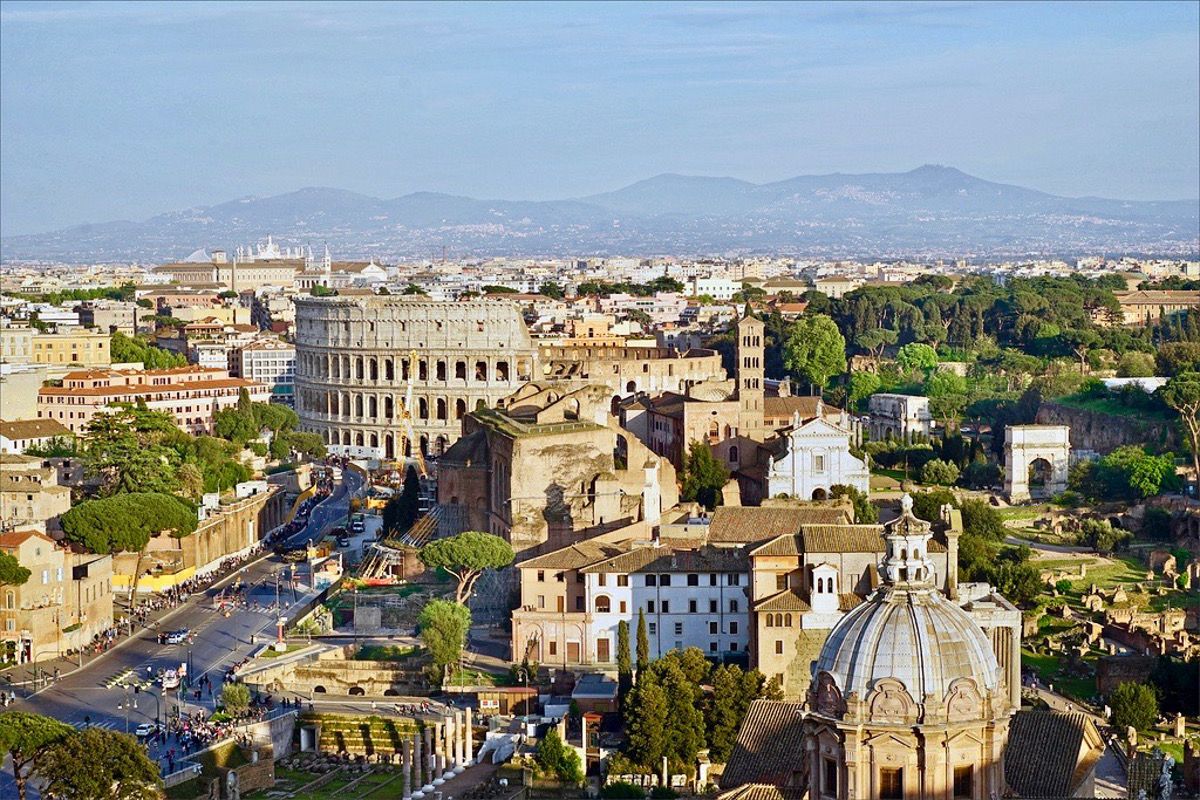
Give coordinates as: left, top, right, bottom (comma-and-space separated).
1059, 328, 1102, 374
284, 431, 327, 461
419, 599, 471, 683
536, 727, 583, 785
616, 620, 632, 697
220, 682, 251, 715
896, 343, 938, 375
84, 404, 183, 495
0, 711, 73, 800
707, 665, 742, 763
623, 668, 668, 768
783, 314, 847, 389
383, 465, 422, 536
636, 609, 649, 676
60, 492, 197, 555
925, 371, 969, 430
661, 661, 706, 767
0, 551, 31, 587
921, 459, 960, 486
1116, 351, 1156, 378
1162, 372, 1200, 494
1078, 519, 1131, 555
847, 370, 882, 411
680, 441, 729, 511
538, 281, 565, 299
38, 727, 161, 800
830, 484, 877, 523
1108, 682, 1159, 731
855, 327, 898, 362
419, 531, 515, 605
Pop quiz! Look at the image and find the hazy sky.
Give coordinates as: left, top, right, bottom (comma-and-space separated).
1, 1, 1197, 235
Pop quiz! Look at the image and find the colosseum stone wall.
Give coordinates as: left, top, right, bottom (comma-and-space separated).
294, 296, 537, 458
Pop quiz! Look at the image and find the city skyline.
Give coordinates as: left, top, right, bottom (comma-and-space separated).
1, 1, 1198, 236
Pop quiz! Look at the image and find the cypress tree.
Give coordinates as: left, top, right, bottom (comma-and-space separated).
636, 608, 650, 677
616, 619, 632, 697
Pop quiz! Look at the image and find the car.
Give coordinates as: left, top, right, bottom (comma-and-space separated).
135, 722, 159, 738
336, 536, 350, 548
160, 670, 181, 689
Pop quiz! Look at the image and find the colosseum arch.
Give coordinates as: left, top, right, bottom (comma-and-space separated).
1005, 425, 1070, 502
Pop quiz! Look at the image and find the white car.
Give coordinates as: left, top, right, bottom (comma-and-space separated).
135, 722, 159, 738
160, 670, 180, 690
165, 630, 189, 645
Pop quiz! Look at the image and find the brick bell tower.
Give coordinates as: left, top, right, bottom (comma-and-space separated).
736, 305, 767, 442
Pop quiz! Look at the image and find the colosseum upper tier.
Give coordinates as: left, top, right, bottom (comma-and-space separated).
294, 296, 537, 459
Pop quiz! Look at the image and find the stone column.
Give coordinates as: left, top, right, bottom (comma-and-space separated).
432, 723, 445, 785
401, 739, 413, 800
455, 709, 466, 772
465, 706, 475, 765
421, 726, 435, 792
411, 732, 425, 799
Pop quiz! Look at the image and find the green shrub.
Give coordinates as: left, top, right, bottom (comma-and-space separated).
602, 783, 647, 799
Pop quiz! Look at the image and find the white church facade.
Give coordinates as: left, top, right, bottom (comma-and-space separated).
765, 416, 869, 500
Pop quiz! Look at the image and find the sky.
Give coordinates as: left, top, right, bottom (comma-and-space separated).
1, 1, 1197, 236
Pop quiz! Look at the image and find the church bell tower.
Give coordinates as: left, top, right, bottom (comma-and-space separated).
736, 305, 767, 441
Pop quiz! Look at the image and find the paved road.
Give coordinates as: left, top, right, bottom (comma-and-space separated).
0, 468, 364, 791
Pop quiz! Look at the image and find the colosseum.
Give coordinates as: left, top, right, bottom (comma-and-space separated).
294, 296, 537, 459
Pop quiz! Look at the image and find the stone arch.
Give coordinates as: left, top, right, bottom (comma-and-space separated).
385, 434, 395, 460
455, 399, 467, 419
313, 685, 327, 693
455, 360, 467, 380
1004, 424, 1070, 502
384, 689, 399, 697
811, 487, 827, 501
369, 433, 378, 449
626, 380, 637, 393
435, 436, 447, 455
348, 686, 365, 696
436, 360, 447, 381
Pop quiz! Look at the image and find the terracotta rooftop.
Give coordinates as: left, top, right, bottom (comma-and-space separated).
716, 785, 806, 800
706, 505, 852, 545
517, 540, 626, 571
753, 589, 811, 613
581, 544, 748, 575
1005, 711, 1103, 798
0, 530, 55, 549
801, 524, 946, 554
720, 699, 807, 790
0, 418, 72, 440
762, 396, 822, 420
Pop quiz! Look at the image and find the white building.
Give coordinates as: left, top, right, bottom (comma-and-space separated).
868, 393, 933, 441
689, 276, 742, 301
766, 416, 869, 500
237, 338, 296, 404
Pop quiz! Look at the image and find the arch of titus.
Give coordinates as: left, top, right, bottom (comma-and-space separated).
1004, 425, 1070, 502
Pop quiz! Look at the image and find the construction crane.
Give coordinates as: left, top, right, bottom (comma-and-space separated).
396, 349, 428, 477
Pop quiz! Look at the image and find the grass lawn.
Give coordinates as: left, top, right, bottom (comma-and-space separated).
1062, 556, 1146, 596
996, 505, 1051, 521
1021, 648, 1096, 702
1053, 393, 1174, 421
354, 643, 422, 661
258, 642, 307, 659
446, 666, 512, 687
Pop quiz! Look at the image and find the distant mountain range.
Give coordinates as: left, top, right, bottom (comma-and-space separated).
3, 166, 1197, 263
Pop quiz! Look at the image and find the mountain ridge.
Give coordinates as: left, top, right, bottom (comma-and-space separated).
3, 166, 1196, 262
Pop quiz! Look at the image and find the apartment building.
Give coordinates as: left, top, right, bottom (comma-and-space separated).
0, 454, 71, 533
0, 419, 72, 455
37, 366, 269, 435
0, 530, 115, 664
237, 338, 296, 404
30, 330, 111, 367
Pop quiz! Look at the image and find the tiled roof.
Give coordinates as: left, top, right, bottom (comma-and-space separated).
716, 785, 806, 800
581, 544, 748, 575
762, 396, 821, 421
839, 593, 865, 611
39, 377, 261, 397
0, 530, 54, 549
754, 590, 811, 613
0, 418, 72, 440
800, 525, 946, 554
517, 540, 626, 571
1005, 711, 1101, 798
720, 699, 806, 790
707, 506, 851, 545
748, 535, 801, 557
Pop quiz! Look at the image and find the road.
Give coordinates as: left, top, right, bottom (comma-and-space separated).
1, 467, 364, 787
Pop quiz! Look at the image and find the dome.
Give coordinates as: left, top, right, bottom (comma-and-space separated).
687, 381, 734, 402
814, 583, 999, 702
812, 494, 999, 709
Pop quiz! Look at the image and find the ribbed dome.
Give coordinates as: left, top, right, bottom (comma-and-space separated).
687, 381, 733, 402
814, 584, 999, 702
813, 494, 999, 705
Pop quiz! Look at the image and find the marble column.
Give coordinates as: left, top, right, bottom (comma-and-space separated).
401, 739, 413, 800
424, 726, 437, 789
412, 732, 426, 800
454, 710, 465, 772
465, 706, 475, 765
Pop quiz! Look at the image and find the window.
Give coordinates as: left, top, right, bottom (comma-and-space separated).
596, 596, 611, 613
814, 454, 826, 472
661, 601, 670, 613
729, 621, 738, 635
775, 640, 783, 655
822, 759, 838, 797
55, 567, 62, 582
709, 621, 718, 635
41, 570, 48, 584
710, 641, 718, 652
688, 600, 697, 613
728, 573, 741, 586
709, 574, 717, 586
575, 596, 584, 611
659, 574, 672, 586
729, 600, 739, 613
674, 622, 683, 636
648, 623, 657, 635
646, 574, 657, 587
598, 573, 607, 587
619, 601, 627, 614
537, 595, 545, 609
953, 766, 972, 799
647, 601, 655, 613
709, 599, 718, 613
537, 570, 545, 582
549, 641, 557, 656
617, 575, 629, 587
880, 767, 903, 800
776, 573, 787, 590
687, 573, 699, 586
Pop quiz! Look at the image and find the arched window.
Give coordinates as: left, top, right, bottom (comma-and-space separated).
784, 614, 792, 627
765, 614, 774, 628
496, 361, 509, 381
418, 398, 429, 419
355, 432, 364, 447
626, 380, 637, 393
419, 360, 429, 381
595, 596, 611, 613
368, 396, 377, 418
729, 445, 739, 463
436, 360, 447, 381
385, 397, 394, 418
475, 361, 488, 381
354, 395, 364, 418
436, 398, 447, 420
455, 361, 467, 380
384, 358, 394, 381
355, 357, 364, 380
369, 358, 378, 381
369, 433, 378, 448
455, 399, 467, 419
